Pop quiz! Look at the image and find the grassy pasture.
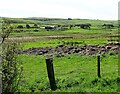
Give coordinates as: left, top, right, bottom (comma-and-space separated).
16, 28, 118, 92
21, 37, 115, 50
18, 53, 118, 92
10, 28, 118, 50
11, 27, 118, 36
1, 18, 119, 92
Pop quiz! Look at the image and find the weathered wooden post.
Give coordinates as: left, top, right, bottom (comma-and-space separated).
45, 58, 57, 90
97, 54, 101, 78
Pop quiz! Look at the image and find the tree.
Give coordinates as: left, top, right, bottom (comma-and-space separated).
17, 25, 23, 29
33, 24, 38, 28
26, 24, 30, 29
68, 18, 72, 20
1, 19, 23, 93
1, 19, 13, 43
69, 25, 73, 29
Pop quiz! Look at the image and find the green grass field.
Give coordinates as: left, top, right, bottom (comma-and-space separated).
1, 17, 119, 92
18, 53, 118, 92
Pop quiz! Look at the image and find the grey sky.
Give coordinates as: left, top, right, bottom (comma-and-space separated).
0, 0, 119, 20
118, 1, 120, 20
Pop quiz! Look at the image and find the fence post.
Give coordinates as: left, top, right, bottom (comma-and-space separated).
45, 58, 57, 90
97, 54, 101, 78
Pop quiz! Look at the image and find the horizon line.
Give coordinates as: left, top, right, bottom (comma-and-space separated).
0, 16, 118, 21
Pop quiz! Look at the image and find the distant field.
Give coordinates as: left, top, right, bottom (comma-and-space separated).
8, 17, 118, 25
9, 28, 118, 50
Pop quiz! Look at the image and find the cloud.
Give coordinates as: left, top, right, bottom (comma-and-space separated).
0, 0, 119, 20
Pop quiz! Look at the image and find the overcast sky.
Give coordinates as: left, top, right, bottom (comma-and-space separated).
0, 0, 119, 20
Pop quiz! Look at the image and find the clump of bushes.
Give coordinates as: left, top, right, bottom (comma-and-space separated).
1, 19, 23, 93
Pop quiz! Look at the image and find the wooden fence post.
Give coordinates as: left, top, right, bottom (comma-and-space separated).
97, 54, 101, 78
45, 58, 57, 90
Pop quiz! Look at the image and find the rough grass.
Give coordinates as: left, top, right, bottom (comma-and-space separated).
5, 18, 119, 93
9, 27, 118, 50
21, 37, 118, 50
10, 27, 118, 37
18, 53, 118, 92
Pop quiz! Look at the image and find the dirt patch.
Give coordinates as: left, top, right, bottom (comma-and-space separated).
19, 42, 120, 56
47, 36, 73, 39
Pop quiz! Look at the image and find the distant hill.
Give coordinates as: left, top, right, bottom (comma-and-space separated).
0, 17, 118, 26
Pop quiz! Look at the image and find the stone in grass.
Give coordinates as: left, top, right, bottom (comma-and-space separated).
37, 52, 43, 55
55, 52, 64, 57
56, 44, 64, 48
106, 46, 112, 50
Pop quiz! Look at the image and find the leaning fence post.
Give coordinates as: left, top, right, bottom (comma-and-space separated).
97, 54, 101, 78
45, 58, 57, 90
